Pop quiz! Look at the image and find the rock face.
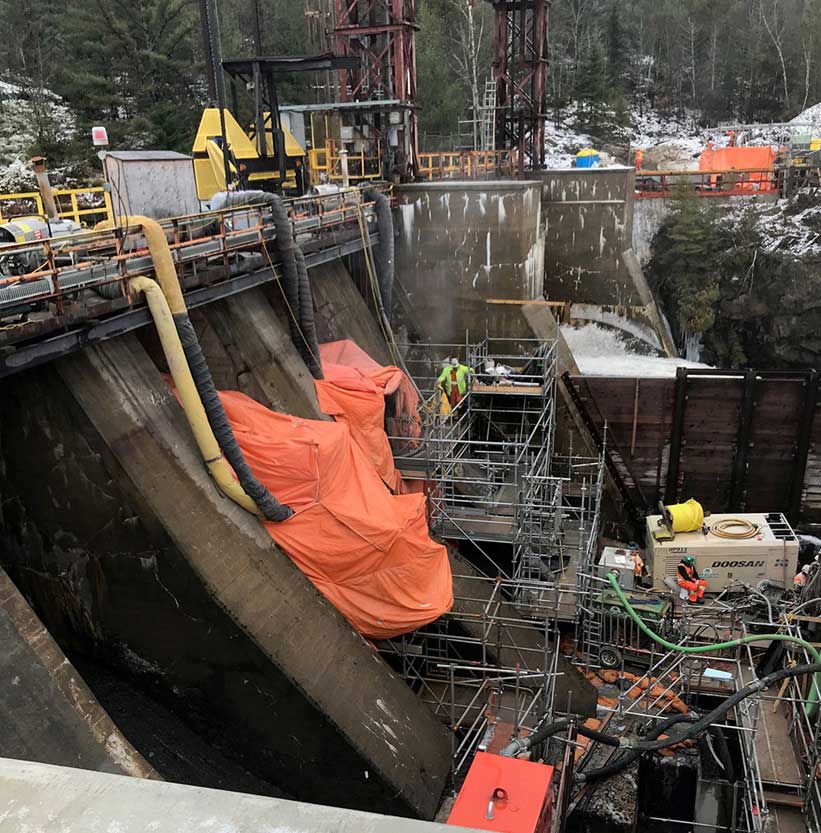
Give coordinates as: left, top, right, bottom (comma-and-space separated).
648, 191, 821, 368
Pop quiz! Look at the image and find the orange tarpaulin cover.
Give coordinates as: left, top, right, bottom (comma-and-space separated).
316, 340, 421, 492
218, 389, 452, 639
698, 145, 777, 191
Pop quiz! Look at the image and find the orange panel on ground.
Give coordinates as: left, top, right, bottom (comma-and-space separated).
447, 752, 554, 833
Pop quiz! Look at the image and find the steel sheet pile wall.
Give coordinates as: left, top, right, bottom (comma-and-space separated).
569, 370, 821, 524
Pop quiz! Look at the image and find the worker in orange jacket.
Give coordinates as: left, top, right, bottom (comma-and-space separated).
677, 555, 707, 604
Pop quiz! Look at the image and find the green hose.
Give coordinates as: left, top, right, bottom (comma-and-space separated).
605, 572, 820, 717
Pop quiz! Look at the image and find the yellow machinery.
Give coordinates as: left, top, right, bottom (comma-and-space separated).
192, 108, 305, 201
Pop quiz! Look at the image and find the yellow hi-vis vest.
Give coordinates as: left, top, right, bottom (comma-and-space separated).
437, 364, 471, 396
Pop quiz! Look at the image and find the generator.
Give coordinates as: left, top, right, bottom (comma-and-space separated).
648, 512, 798, 593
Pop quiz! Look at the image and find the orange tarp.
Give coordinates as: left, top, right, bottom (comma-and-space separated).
698, 145, 777, 191
218, 389, 453, 639
316, 340, 421, 492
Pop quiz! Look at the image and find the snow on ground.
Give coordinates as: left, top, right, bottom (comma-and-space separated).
0, 78, 77, 191
790, 102, 821, 130
561, 322, 709, 378
543, 103, 732, 169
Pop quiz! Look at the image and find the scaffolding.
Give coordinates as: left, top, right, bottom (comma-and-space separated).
383, 333, 607, 776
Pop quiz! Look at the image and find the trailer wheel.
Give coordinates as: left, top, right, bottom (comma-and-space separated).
599, 647, 622, 669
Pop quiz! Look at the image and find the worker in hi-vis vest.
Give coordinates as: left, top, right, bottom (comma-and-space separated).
437, 357, 472, 409
677, 555, 707, 604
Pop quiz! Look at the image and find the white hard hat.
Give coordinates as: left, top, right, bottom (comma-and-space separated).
803, 564, 811, 574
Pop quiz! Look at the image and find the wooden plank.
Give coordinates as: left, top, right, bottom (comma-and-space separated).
485, 299, 566, 306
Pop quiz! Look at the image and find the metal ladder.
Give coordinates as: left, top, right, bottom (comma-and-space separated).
480, 78, 497, 151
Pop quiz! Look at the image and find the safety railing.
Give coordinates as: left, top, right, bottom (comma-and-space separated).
635, 168, 779, 198
417, 149, 518, 181
0, 186, 384, 332
308, 139, 383, 183
0, 187, 113, 225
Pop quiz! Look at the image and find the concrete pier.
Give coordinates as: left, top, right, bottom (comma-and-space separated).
394, 181, 544, 345
0, 334, 451, 818
0, 566, 156, 779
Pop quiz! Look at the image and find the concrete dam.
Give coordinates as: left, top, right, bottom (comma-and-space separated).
3, 169, 817, 833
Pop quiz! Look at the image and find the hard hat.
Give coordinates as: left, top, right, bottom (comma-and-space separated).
803, 564, 811, 574
682, 555, 696, 566
451, 357, 459, 367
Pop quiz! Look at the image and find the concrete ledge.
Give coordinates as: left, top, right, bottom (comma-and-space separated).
0, 758, 479, 833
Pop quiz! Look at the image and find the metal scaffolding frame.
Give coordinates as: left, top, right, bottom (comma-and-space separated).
382, 334, 608, 777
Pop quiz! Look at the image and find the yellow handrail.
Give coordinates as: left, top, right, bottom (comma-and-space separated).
0, 187, 113, 225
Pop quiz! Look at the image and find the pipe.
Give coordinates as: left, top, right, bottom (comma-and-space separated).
104, 216, 293, 521
500, 719, 620, 757
605, 571, 821, 717
30, 156, 58, 220
293, 244, 323, 379
127, 277, 259, 516
363, 187, 394, 314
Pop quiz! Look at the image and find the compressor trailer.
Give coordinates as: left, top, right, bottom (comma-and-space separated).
647, 512, 798, 594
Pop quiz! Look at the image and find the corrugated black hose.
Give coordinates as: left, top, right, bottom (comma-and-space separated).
176, 314, 293, 521
293, 245, 323, 379
363, 187, 394, 314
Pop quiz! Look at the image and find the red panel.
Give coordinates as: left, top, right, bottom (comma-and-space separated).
447, 752, 554, 833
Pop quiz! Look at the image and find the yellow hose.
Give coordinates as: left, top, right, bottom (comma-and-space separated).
97, 215, 186, 313
709, 518, 759, 539
127, 277, 260, 516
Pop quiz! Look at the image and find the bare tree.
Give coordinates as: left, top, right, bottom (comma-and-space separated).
447, 0, 488, 149
758, 0, 791, 110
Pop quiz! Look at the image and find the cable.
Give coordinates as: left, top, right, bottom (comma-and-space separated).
708, 518, 759, 539
605, 572, 821, 716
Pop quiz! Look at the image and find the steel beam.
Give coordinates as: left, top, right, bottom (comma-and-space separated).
664, 367, 689, 505
728, 369, 757, 511
789, 370, 819, 521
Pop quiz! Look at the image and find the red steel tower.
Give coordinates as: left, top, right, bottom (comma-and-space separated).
489, 0, 549, 173
333, 0, 419, 177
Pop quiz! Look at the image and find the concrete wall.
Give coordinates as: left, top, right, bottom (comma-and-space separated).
0, 337, 451, 818
393, 181, 544, 345
0, 566, 157, 779
537, 167, 637, 306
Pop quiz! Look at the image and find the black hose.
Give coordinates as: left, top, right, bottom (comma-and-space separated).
708, 725, 735, 781
176, 314, 293, 521
363, 187, 394, 314
577, 662, 821, 783
267, 196, 305, 364
576, 713, 699, 783
501, 718, 620, 757
293, 245, 323, 379
632, 663, 821, 753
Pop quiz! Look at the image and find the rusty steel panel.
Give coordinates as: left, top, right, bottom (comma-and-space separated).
569, 372, 821, 525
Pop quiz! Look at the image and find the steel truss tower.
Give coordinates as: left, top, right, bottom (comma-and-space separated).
332, 0, 419, 177
488, 0, 549, 173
